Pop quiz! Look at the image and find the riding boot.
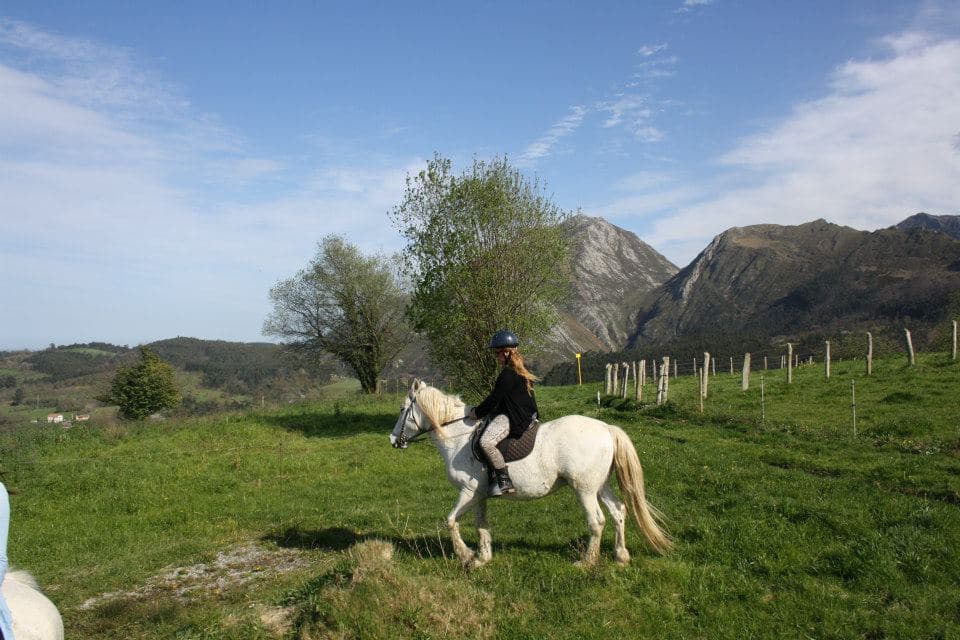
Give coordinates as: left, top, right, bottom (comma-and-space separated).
487, 467, 503, 498
494, 467, 515, 495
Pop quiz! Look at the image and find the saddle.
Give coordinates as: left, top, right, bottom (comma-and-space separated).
471, 419, 541, 464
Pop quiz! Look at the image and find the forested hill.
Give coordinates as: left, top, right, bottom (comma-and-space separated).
148, 337, 293, 392
5, 338, 341, 394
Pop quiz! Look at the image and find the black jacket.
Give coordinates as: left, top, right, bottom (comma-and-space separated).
474, 367, 539, 437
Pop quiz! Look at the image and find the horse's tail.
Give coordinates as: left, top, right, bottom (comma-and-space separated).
4, 568, 66, 640
6, 568, 40, 589
608, 425, 673, 554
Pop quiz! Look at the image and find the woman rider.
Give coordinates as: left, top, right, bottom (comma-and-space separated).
468, 330, 539, 497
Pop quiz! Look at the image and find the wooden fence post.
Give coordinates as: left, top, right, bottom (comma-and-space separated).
825, 341, 831, 378
605, 364, 612, 395
851, 380, 857, 437
729, 357, 734, 375
764, 356, 768, 370
787, 343, 793, 384
636, 360, 644, 402
702, 352, 711, 398
699, 368, 705, 413
950, 320, 957, 360
656, 360, 664, 405
866, 331, 873, 376
664, 357, 670, 402
621, 363, 630, 400
656, 356, 670, 405
742, 353, 751, 391
673, 359, 678, 378
712, 357, 716, 376
953, 320, 958, 361
904, 328, 915, 366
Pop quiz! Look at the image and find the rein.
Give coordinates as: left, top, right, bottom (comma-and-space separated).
395, 396, 473, 448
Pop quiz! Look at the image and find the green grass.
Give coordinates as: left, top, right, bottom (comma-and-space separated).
2, 354, 958, 639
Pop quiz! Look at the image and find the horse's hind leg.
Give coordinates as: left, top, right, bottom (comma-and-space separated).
600, 482, 630, 565
574, 488, 605, 567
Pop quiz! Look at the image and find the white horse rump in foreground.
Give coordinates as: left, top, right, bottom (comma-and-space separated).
2, 569, 64, 640
390, 380, 672, 568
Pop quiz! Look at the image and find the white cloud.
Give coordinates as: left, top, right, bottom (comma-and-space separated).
638, 43, 668, 57
677, 0, 714, 12
638, 33, 960, 266
0, 20, 420, 348
598, 94, 666, 143
518, 105, 587, 165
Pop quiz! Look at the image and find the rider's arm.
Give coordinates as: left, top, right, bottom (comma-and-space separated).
473, 369, 511, 418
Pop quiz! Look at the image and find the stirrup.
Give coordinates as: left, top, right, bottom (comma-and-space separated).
487, 467, 503, 498
495, 467, 515, 495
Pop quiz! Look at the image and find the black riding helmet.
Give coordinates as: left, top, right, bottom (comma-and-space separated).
488, 330, 519, 349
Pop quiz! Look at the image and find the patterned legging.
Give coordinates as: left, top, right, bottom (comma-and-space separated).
479, 414, 511, 470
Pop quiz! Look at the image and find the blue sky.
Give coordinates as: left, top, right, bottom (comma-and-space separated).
2, 1, 959, 350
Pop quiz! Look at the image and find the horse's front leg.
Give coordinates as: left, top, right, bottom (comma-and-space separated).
447, 488, 482, 568
474, 497, 492, 567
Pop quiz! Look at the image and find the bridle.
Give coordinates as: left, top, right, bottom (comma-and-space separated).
393, 394, 472, 449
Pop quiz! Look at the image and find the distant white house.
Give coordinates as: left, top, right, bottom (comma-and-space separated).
74, 414, 90, 422
46, 413, 64, 423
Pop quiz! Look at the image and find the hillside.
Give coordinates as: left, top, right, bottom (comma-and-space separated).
4, 353, 959, 638
628, 218, 960, 347
546, 215, 677, 357
0, 339, 341, 426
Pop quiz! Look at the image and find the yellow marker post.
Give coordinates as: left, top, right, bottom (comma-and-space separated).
575, 352, 582, 386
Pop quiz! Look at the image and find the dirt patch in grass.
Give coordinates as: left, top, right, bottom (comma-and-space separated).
80, 542, 312, 610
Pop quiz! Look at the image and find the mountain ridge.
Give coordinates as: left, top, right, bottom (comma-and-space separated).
628, 215, 960, 347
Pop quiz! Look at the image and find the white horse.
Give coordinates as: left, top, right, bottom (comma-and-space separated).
2, 569, 65, 640
389, 380, 672, 568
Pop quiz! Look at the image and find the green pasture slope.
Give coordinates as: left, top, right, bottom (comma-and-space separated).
2, 353, 958, 639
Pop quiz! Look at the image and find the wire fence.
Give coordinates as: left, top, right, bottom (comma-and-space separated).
582, 347, 959, 449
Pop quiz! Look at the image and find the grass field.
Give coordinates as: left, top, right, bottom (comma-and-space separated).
2, 353, 958, 639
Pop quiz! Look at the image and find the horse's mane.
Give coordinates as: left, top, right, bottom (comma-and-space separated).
415, 384, 466, 437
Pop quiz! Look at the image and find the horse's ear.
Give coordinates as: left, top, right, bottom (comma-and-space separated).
412, 378, 423, 391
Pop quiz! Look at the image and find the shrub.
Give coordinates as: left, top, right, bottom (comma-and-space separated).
101, 347, 181, 420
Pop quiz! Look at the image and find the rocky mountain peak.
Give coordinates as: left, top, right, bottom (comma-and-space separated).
629, 215, 960, 347
545, 215, 677, 357
894, 212, 960, 239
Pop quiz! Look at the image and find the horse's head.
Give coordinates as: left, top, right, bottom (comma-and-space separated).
390, 379, 431, 449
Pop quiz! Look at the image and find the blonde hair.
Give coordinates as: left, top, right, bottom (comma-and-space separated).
502, 347, 537, 394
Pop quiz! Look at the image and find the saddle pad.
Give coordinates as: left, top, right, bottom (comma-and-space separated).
472, 421, 541, 464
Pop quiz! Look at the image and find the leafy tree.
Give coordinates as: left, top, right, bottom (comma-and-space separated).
392, 154, 572, 397
263, 235, 412, 394
102, 347, 181, 420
